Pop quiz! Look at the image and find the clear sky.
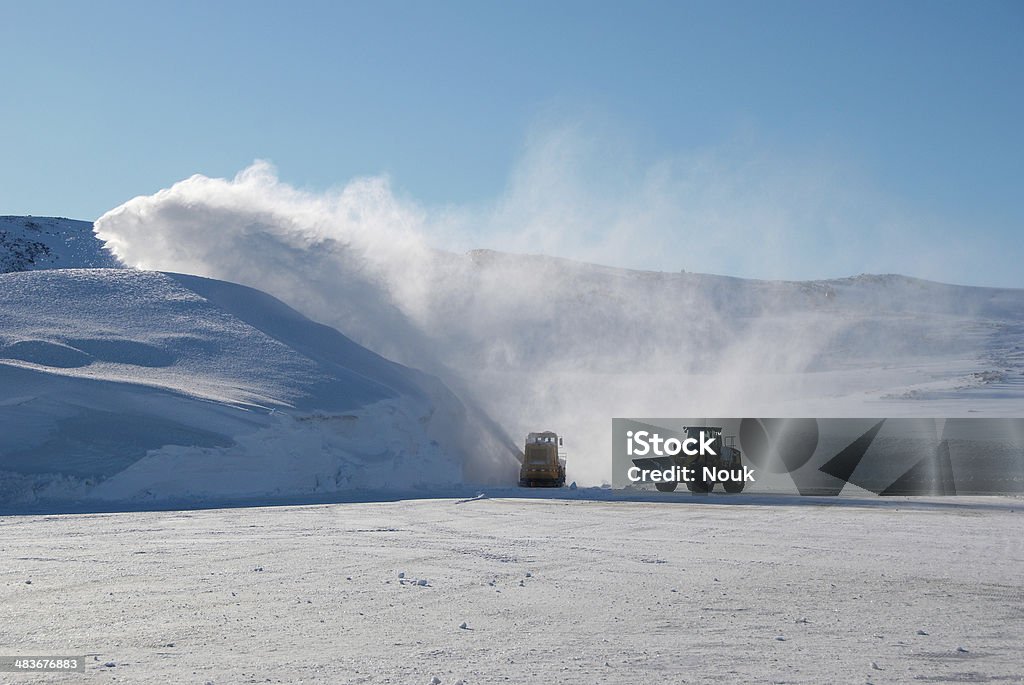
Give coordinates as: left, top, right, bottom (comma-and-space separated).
1, 0, 1022, 285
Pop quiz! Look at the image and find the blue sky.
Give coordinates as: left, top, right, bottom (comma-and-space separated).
1, 0, 1022, 284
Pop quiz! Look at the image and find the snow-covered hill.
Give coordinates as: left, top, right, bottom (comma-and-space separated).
94, 178, 1024, 484
0, 267, 514, 510
0, 216, 120, 272
7, 209, 1024, 488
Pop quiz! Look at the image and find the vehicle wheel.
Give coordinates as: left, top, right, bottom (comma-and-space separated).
655, 481, 677, 492
723, 474, 745, 493
687, 476, 713, 493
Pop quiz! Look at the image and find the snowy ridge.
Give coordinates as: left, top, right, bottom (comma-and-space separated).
0, 216, 120, 272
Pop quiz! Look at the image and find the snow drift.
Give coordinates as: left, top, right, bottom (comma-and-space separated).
94, 165, 1024, 484
0, 268, 514, 510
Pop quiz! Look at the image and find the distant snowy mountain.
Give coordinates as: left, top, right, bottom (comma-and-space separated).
0, 216, 120, 272
0, 267, 513, 509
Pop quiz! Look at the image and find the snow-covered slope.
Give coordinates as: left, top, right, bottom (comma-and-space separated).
10, 206, 1024, 487
94, 181, 1024, 483
0, 216, 120, 272
0, 268, 513, 510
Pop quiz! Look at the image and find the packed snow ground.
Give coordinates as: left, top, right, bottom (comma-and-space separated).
2, 494, 1021, 684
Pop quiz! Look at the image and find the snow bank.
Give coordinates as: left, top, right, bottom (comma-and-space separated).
0, 269, 515, 510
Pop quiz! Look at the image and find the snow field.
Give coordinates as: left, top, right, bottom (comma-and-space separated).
2, 495, 1021, 684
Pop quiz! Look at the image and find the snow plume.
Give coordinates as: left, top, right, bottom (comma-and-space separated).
98, 162, 433, 358
95, 143, 1009, 485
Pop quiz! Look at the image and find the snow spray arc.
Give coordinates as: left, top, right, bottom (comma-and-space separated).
612, 418, 1024, 495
